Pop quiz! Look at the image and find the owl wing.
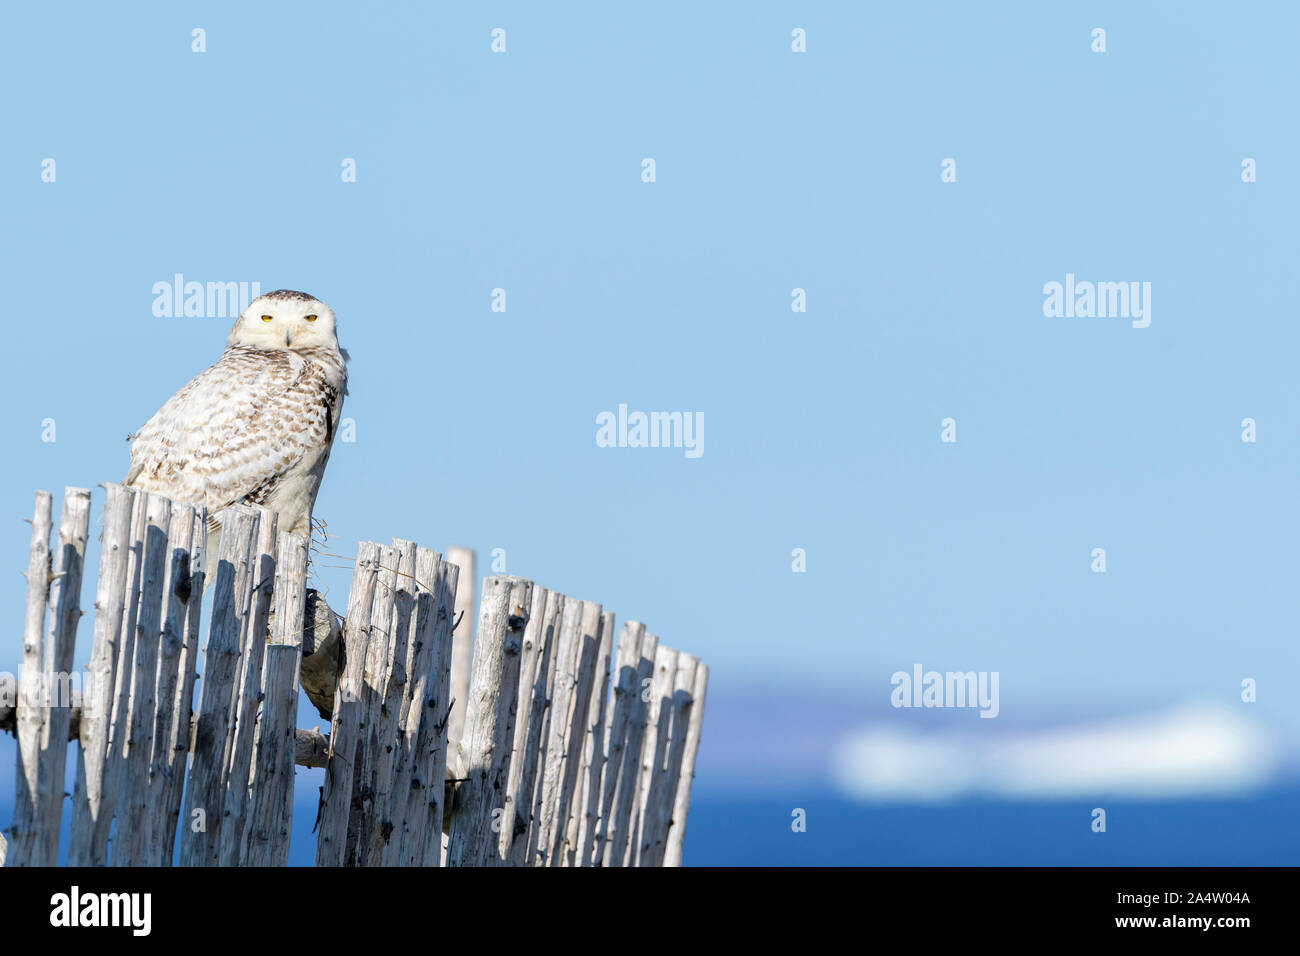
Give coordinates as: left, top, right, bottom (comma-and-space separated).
125, 348, 341, 517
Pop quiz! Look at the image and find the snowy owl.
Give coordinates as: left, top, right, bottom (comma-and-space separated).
125, 290, 348, 555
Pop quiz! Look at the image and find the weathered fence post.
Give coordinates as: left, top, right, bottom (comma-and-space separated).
179, 506, 260, 866
572, 609, 615, 866
593, 620, 644, 866
638, 648, 697, 867
445, 545, 476, 766
663, 661, 709, 867
243, 531, 309, 866
218, 509, 278, 865
633, 642, 676, 866
142, 501, 204, 865
447, 575, 532, 867
378, 541, 422, 866
67, 484, 136, 866
6, 491, 53, 866
358, 540, 415, 866
499, 585, 552, 863
112, 492, 172, 866
39, 488, 92, 865
4, 484, 709, 869
6, 488, 91, 867
315, 540, 380, 866
601, 626, 657, 866
534, 597, 594, 864
387, 547, 453, 865
398, 551, 459, 866
521, 589, 567, 865
547, 600, 603, 866
99, 492, 151, 862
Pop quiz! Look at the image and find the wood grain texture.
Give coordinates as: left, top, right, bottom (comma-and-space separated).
216, 508, 277, 866
602, 629, 656, 867
572, 609, 614, 866
179, 505, 259, 867
447, 575, 531, 867
143, 501, 200, 865
67, 484, 136, 866
499, 585, 552, 864
444, 545, 475, 768
592, 620, 643, 866
315, 540, 380, 866
663, 661, 708, 867
5, 491, 53, 866
111, 492, 172, 866
521, 588, 566, 866
244, 531, 308, 866
2, 486, 709, 869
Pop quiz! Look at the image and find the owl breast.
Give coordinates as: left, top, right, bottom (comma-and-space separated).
125, 343, 347, 544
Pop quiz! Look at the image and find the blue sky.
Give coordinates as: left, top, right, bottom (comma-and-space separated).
2, 3, 1299, 862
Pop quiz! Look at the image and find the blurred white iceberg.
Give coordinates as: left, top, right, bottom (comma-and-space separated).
831, 701, 1283, 802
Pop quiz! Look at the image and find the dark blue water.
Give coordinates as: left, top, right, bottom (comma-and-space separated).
676, 788, 1300, 866
8, 780, 1296, 866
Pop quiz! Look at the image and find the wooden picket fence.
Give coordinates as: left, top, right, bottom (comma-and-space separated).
0, 485, 708, 867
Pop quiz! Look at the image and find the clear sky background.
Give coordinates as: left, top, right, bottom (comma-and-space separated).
1, 3, 1298, 862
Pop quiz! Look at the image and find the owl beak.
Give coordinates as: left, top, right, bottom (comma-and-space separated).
285, 330, 293, 347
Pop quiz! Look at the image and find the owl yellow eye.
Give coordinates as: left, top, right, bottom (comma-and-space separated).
304, 314, 318, 322
261, 315, 273, 322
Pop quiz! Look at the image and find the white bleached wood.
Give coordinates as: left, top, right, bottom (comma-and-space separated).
549, 600, 603, 866
444, 546, 475, 769
142, 501, 198, 865
156, 502, 207, 864
405, 553, 458, 866
315, 540, 379, 866
640, 649, 697, 867
515, 588, 565, 866
633, 641, 676, 867
94, 493, 149, 861
111, 493, 172, 866
381, 542, 426, 866
243, 531, 308, 866
346, 543, 398, 864
3, 484, 713, 868
218, 508, 277, 866
663, 661, 708, 867
499, 585, 551, 863
5, 491, 53, 866
361, 539, 415, 866
106, 492, 150, 790
36, 488, 91, 866
572, 609, 614, 866
383, 545, 440, 866
67, 484, 136, 866
592, 620, 644, 866
101, 492, 151, 859
602, 628, 657, 867
179, 505, 259, 867
447, 575, 531, 867
532, 594, 582, 865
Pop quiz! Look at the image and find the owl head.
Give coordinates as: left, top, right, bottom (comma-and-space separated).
228, 290, 340, 352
